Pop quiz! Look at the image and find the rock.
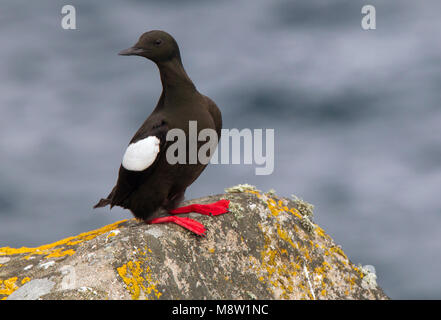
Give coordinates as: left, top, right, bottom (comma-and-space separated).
0, 187, 389, 300
7, 279, 55, 300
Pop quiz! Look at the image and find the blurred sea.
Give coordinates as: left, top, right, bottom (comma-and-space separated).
1, 0, 440, 299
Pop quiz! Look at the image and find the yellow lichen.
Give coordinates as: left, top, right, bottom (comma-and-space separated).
244, 190, 261, 196
116, 248, 162, 300
352, 265, 365, 279
314, 226, 332, 241
244, 188, 354, 300
0, 277, 20, 300
246, 192, 315, 299
0, 219, 127, 260
276, 225, 296, 249
106, 230, 120, 240
289, 208, 303, 219
291, 195, 314, 218
0, 276, 33, 300
330, 246, 348, 261
252, 223, 308, 299
41, 248, 76, 259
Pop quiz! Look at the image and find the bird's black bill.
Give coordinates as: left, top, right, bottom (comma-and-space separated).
118, 47, 145, 56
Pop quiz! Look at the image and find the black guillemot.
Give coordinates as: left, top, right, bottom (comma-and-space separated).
94, 30, 228, 236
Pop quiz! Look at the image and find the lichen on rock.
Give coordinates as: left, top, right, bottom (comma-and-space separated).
291, 195, 314, 219
358, 264, 378, 290
225, 183, 260, 193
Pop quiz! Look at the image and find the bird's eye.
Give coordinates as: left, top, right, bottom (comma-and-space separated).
155, 39, 162, 46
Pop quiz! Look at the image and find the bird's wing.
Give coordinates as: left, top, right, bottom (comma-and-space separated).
109, 118, 169, 208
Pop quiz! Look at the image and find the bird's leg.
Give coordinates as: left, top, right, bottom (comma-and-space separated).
146, 216, 207, 237
168, 199, 230, 216
145, 200, 229, 237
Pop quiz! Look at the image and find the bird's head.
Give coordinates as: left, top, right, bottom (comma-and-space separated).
118, 30, 181, 63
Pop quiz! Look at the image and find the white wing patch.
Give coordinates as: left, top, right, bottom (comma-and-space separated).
122, 136, 160, 171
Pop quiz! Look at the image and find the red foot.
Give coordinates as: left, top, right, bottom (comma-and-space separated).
147, 216, 206, 237
169, 199, 230, 216
145, 200, 230, 237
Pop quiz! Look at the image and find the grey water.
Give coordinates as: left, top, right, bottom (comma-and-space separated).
1, 0, 440, 299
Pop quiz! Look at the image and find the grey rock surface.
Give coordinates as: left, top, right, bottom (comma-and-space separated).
0, 187, 389, 300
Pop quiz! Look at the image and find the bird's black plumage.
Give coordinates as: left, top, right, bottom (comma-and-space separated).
94, 30, 222, 221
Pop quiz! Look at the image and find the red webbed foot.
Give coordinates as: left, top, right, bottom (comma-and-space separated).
169, 199, 230, 216
146, 216, 206, 237
145, 200, 230, 237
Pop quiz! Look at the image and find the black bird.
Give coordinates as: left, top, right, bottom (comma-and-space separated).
94, 30, 228, 236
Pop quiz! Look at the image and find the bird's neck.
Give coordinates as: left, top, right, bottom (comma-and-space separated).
157, 58, 196, 97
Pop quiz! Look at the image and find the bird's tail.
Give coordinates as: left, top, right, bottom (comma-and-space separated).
93, 198, 111, 208
94, 186, 117, 209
